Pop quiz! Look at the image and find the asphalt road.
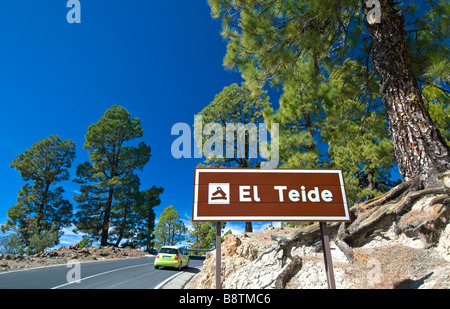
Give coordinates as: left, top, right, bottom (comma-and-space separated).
0, 256, 204, 289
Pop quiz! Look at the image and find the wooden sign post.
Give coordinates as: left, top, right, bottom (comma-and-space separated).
216, 222, 222, 289
320, 222, 336, 289
193, 168, 350, 289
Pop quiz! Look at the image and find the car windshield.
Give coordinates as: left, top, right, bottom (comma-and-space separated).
159, 248, 178, 254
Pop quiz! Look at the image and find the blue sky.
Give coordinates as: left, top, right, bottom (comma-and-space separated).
0, 1, 280, 246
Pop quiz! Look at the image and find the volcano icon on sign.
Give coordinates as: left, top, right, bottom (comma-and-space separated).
211, 187, 227, 200
208, 183, 230, 204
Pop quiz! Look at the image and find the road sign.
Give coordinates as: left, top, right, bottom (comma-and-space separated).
193, 168, 349, 289
193, 168, 350, 222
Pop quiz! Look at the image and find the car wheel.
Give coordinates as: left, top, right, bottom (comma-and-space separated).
178, 262, 182, 271
154, 265, 159, 269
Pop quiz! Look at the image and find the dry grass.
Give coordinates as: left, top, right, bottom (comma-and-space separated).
345, 244, 443, 289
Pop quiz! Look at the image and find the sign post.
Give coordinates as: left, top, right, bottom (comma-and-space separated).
319, 222, 336, 289
193, 168, 349, 289
216, 221, 222, 289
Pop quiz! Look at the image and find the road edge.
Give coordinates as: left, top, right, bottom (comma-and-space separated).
155, 266, 202, 289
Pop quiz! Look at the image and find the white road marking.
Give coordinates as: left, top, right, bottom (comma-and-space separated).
153, 271, 183, 289
51, 263, 149, 289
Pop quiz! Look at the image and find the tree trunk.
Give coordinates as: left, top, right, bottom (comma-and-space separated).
114, 208, 127, 248
36, 182, 51, 237
364, 0, 450, 186
245, 222, 253, 233
101, 186, 114, 246
146, 236, 152, 252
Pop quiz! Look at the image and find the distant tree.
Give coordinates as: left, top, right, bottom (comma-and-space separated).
188, 221, 216, 250
2, 135, 75, 254
133, 186, 164, 251
73, 161, 108, 243
154, 206, 187, 248
0, 232, 21, 255
73, 105, 151, 246
196, 83, 272, 168
78, 236, 93, 249
109, 174, 141, 247
28, 224, 60, 253
222, 229, 232, 240
74, 166, 163, 249
281, 222, 313, 229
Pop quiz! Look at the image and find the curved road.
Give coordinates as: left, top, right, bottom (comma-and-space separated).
0, 256, 204, 289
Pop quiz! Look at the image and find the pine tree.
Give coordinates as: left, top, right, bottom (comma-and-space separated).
3, 135, 75, 253
110, 174, 141, 247
73, 161, 109, 243
133, 186, 164, 251
266, 58, 398, 205
208, 0, 449, 187
188, 221, 216, 250
74, 105, 151, 246
196, 83, 272, 232
154, 206, 187, 248
363, 0, 449, 186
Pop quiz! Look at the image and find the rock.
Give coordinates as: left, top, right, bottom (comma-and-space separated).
69, 243, 79, 250
78, 248, 90, 255
437, 223, 450, 261
47, 250, 58, 257
223, 234, 241, 258
188, 186, 450, 289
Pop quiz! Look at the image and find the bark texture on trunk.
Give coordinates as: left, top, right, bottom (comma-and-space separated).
365, 0, 450, 186
101, 186, 114, 246
245, 222, 253, 233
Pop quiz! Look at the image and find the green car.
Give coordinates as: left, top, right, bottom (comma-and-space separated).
154, 246, 189, 270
